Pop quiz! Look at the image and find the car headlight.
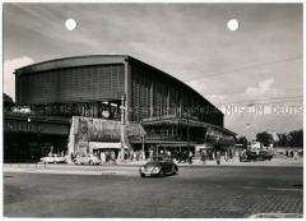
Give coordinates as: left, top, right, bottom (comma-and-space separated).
140, 166, 145, 172
152, 167, 161, 174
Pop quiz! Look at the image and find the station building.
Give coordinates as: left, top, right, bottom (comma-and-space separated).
4, 55, 235, 162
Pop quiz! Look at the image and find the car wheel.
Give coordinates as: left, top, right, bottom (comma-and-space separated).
172, 166, 177, 175
140, 173, 145, 178
159, 169, 165, 177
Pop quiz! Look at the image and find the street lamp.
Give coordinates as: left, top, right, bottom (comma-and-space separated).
119, 95, 126, 161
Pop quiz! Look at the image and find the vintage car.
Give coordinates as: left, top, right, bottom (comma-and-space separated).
73, 155, 101, 165
257, 150, 273, 161
40, 154, 67, 164
240, 150, 273, 162
139, 157, 179, 177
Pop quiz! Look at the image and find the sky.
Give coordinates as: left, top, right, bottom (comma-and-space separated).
3, 3, 303, 139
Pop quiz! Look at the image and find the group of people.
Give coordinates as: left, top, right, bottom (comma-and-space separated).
99, 150, 117, 163
200, 149, 222, 165
98, 149, 146, 163
71, 148, 239, 166
285, 150, 302, 160
147, 149, 226, 166
148, 149, 194, 164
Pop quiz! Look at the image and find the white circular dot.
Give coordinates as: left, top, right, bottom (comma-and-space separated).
227, 19, 239, 31
65, 18, 77, 31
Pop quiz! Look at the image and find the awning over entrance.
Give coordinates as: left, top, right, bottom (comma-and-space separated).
195, 143, 214, 151
141, 116, 236, 137
89, 142, 123, 149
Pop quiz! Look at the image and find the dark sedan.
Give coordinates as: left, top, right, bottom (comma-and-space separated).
139, 158, 179, 177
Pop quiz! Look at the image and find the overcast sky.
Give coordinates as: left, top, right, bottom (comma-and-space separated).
3, 3, 303, 139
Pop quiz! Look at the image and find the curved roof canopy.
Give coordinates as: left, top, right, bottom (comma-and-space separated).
15, 55, 221, 114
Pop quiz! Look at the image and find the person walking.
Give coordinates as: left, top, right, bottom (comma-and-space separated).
229, 149, 233, 162
100, 152, 106, 164
188, 150, 193, 165
149, 148, 154, 161
294, 151, 299, 161
290, 150, 294, 158
200, 149, 206, 164
216, 151, 221, 165
167, 150, 171, 158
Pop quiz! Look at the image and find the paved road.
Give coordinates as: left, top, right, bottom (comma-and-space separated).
4, 166, 303, 218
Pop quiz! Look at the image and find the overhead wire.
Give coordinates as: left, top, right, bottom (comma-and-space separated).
185, 55, 302, 81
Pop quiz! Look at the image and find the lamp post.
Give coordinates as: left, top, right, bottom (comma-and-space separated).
120, 95, 126, 161
27, 116, 43, 167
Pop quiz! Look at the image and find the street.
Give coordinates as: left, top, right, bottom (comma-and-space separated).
4, 165, 303, 218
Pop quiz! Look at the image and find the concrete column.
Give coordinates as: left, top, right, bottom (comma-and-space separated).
124, 58, 131, 124
150, 80, 154, 117
166, 88, 170, 116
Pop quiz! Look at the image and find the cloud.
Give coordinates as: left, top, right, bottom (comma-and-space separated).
4, 56, 34, 101
186, 79, 208, 95
205, 94, 229, 108
245, 78, 279, 98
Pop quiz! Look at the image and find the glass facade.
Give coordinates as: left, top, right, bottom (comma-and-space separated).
16, 64, 125, 104
129, 60, 224, 127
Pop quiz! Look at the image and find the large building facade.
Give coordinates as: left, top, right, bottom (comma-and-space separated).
5, 55, 235, 161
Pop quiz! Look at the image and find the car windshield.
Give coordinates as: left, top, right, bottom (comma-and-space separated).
145, 162, 159, 167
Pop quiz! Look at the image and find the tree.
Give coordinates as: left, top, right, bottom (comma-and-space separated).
3, 93, 14, 112
288, 129, 303, 148
237, 136, 248, 149
276, 133, 288, 147
256, 131, 273, 147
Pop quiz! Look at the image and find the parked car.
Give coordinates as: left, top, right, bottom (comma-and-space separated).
257, 150, 273, 161
40, 154, 67, 164
40, 156, 56, 164
139, 157, 179, 177
73, 155, 101, 165
240, 150, 273, 162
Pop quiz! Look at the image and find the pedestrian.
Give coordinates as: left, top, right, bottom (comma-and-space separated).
290, 150, 294, 158
111, 150, 116, 163
229, 149, 233, 162
136, 151, 140, 161
216, 151, 221, 165
200, 149, 206, 164
167, 150, 171, 159
293, 151, 298, 161
124, 151, 128, 160
188, 151, 193, 165
224, 151, 228, 162
149, 149, 154, 161
106, 151, 111, 162
100, 152, 106, 164
141, 150, 145, 161
130, 150, 134, 161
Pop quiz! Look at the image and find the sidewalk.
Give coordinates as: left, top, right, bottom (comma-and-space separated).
116, 156, 303, 167
4, 156, 303, 172
4, 156, 302, 176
